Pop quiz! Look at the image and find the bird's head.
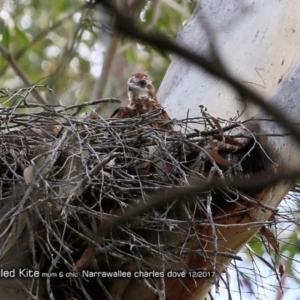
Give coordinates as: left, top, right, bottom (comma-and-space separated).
127, 73, 157, 102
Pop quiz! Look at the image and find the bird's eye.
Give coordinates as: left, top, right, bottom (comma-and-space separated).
140, 79, 147, 86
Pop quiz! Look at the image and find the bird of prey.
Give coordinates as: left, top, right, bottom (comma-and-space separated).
111, 73, 173, 130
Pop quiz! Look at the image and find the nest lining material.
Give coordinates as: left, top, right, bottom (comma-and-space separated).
0, 101, 268, 299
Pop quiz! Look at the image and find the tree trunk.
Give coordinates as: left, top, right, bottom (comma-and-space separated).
159, 0, 300, 123
155, 1, 300, 299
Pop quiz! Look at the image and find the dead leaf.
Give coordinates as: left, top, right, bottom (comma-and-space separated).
260, 226, 279, 253
279, 262, 286, 278
211, 117, 224, 141
75, 245, 96, 271
207, 138, 230, 167
207, 150, 230, 167
23, 165, 35, 185
208, 137, 217, 151
223, 136, 244, 147
212, 135, 244, 147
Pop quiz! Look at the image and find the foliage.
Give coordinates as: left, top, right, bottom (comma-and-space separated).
0, 0, 196, 107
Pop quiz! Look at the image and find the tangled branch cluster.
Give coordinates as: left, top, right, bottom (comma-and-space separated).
0, 97, 270, 299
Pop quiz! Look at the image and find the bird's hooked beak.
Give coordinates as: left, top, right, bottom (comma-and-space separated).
127, 83, 137, 92
127, 81, 149, 100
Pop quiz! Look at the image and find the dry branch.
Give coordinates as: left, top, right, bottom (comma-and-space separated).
0, 94, 282, 299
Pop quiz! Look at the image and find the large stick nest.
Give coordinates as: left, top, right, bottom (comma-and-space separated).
0, 99, 274, 299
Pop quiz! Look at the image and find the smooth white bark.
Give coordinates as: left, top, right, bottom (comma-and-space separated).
158, 0, 300, 125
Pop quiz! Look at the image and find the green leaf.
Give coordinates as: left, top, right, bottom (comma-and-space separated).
248, 235, 265, 255
2, 27, 10, 48
124, 47, 136, 63
15, 26, 29, 48
0, 19, 5, 32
